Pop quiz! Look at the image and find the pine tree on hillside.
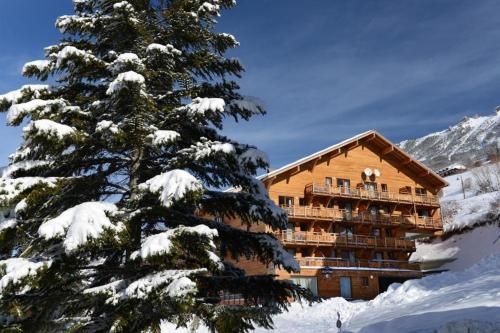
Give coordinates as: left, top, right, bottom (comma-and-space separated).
0, 1, 311, 332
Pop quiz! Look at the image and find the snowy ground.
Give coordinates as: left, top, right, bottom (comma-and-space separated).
254, 254, 500, 333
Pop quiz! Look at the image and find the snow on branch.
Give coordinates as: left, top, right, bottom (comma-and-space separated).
0, 258, 53, 295
96, 120, 120, 134
106, 71, 145, 95
84, 269, 206, 305
22, 60, 52, 76
53, 45, 102, 69
37, 202, 122, 253
24, 119, 76, 140
257, 234, 300, 272
178, 138, 235, 160
0, 177, 58, 206
0, 85, 51, 109
146, 43, 182, 56
139, 170, 203, 207
227, 96, 266, 115
7, 99, 67, 125
108, 53, 144, 74
238, 147, 269, 166
148, 130, 180, 146
130, 225, 219, 262
179, 97, 225, 116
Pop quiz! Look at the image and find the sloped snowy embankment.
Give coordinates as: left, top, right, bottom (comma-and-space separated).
253, 254, 500, 333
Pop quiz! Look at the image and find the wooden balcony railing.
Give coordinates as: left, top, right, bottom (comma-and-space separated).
294, 257, 421, 271
281, 205, 442, 230
274, 231, 416, 250
305, 184, 440, 206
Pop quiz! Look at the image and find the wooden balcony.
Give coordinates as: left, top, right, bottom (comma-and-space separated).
274, 231, 416, 250
295, 257, 421, 271
282, 205, 442, 230
305, 184, 440, 206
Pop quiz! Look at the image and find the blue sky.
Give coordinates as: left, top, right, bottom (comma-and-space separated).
1, 0, 500, 169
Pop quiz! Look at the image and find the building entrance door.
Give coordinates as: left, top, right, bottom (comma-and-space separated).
340, 277, 352, 299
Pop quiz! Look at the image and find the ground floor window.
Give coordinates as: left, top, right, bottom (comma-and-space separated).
291, 276, 318, 296
361, 276, 369, 287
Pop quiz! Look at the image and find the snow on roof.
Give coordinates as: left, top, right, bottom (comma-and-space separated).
257, 130, 447, 187
258, 130, 374, 180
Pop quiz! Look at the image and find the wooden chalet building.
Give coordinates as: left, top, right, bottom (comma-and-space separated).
225, 130, 448, 300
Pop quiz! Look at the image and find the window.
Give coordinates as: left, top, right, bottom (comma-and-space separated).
369, 206, 378, 215
337, 178, 350, 189
300, 223, 308, 231
387, 251, 396, 260
278, 196, 294, 207
381, 184, 388, 192
291, 276, 318, 296
385, 228, 393, 237
415, 188, 427, 196
325, 177, 333, 186
364, 182, 377, 192
373, 252, 383, 261
361, 277, 369, 287
371, 228, 381, 237
400, 186, 412, 194
214, 215, 223, 223
298, 197, 305, 206
341, 251, 356, 263
418, 209, 430, 218
301, 248, 310, 258
339, 226, 353, 236
381, 206, 390, 214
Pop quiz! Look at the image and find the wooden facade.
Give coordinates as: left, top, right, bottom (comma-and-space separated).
226, 131, 447, 300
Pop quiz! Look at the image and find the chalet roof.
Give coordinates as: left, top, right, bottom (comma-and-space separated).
258, 130, 448, 189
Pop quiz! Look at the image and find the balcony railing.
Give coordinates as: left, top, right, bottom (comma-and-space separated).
294, 257, 421, 271
305, 184, 440, 206
281, 205, 442, 230
274, 231, 416, 250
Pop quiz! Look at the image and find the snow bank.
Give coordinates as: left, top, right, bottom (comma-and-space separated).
254, 254, 500, 333
38, 202, 121, 253
139, 169, 203, 207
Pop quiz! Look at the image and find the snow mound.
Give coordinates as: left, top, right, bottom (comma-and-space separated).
139, 169, 203, 207
38, 202, 121, 253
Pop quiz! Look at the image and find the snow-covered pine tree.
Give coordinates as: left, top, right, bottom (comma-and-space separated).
0, 1, 311, 332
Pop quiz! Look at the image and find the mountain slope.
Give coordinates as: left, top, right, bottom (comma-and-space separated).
399, 110, 500, 170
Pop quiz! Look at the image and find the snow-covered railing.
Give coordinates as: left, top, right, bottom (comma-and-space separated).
274, 231, 416, 250
281, 205, 442, 230
305, 184, 440, 206
294, 257, 421, 271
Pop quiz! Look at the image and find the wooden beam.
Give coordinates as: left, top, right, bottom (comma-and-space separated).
419, 170, 430, 177
401, 158, 412, 165
382, 145, 394, 155
264, 176, 276, 190
364, 133, 377, 142
309, 157, 321, 172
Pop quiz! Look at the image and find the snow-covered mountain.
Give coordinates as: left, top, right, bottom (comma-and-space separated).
399, 110, 500, 170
